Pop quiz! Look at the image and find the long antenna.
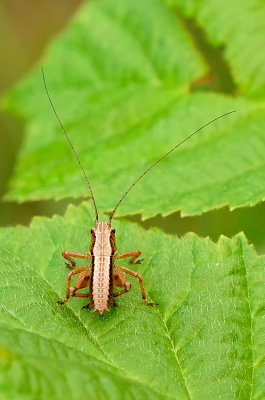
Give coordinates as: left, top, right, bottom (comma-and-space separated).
109, 110, 236, 222
41, 67, 99, 222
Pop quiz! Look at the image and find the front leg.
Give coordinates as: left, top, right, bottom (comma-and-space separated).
62, 250, 91, 268
116, 250, 143, 265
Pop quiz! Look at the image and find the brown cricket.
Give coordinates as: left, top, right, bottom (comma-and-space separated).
42, 69, 235, 316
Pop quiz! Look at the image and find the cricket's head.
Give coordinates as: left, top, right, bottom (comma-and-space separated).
89, 221, 117, 253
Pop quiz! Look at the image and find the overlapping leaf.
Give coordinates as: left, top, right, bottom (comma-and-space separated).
0, 203, 264, 399
168, 0, 265, 97
3, 0, 265, 219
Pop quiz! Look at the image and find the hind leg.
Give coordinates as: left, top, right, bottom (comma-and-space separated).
119, 266, 158, 307
57, 265, 91, 305
74, 266, 93, 309
113, 267, 132, 302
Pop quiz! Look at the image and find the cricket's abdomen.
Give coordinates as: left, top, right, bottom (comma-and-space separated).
92, 255, 112, 314
91, 222, 113, 315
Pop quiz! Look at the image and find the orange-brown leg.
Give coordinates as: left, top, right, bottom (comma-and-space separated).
57, 265, 91, 305
74, 267, 91, 290
113, 284, 131, 297
116, 250, 143, 265
118, 266, 157, 307
71, 293, 90, 297
113, 269, 132, 298
62, 250, 91, 268
74, 267, 93, 310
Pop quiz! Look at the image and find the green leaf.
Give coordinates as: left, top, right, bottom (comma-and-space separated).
3, 0, 265, 219
0, 203, 264, 399
168, 0, 265, 97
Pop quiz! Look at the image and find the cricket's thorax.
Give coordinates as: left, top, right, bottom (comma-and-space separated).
91, 221, 114, 314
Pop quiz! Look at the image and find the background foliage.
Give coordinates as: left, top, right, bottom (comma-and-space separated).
0, 0, 265, 399
3, 0, 265, 220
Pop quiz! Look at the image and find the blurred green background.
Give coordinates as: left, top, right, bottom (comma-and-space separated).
0, 0, 84, 223
0, 0, 264, 252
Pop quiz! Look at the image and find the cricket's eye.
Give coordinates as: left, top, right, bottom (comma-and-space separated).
112, 228, 116, 233
90, 228, 94, 234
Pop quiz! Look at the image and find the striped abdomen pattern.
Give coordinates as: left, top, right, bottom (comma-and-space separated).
91, 222, 113, 314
